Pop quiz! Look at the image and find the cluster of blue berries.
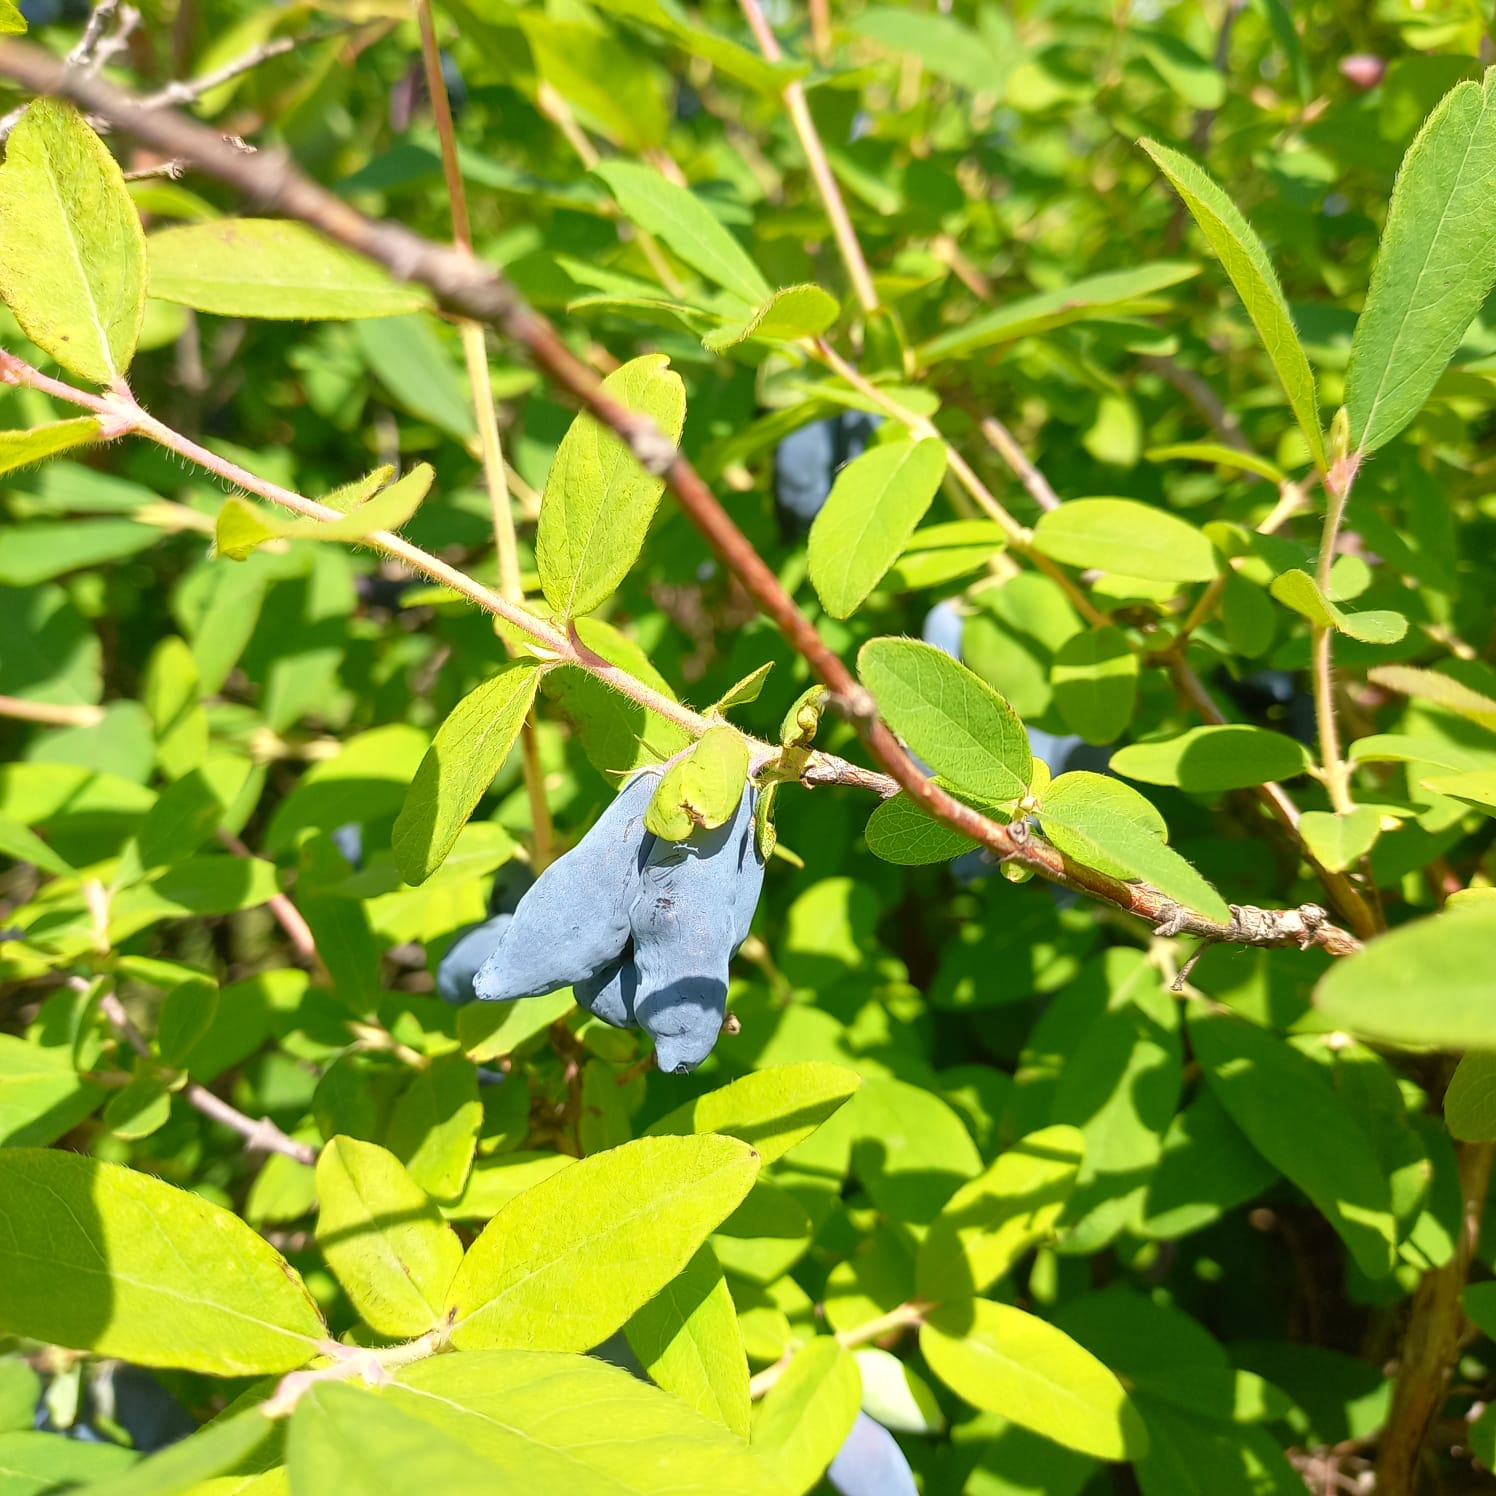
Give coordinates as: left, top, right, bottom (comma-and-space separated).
439, 772, 765, 1074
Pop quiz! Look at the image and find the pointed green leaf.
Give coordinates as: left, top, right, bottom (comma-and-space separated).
1189, 1007, 1397, 1278
392, 659, 541, 884
1038, 771, 1231, 922
0, 1433, 136, 1492
709, 661, 774, 714
1268, 568, 1407, 643
859, 637, 1031, 802
1111, 724, 1312, 794
215, 463, 432, 561
917, 1125, 1085, 1300
446, 1134, 760, 1351
1315, 906, 1496, 1049
1031, 499, 1218, 583
920, 1299, 1147, 1460
1051, 627, 1138, 746
808, 438, 948, 619
0, 418, 102, 477
702, 283, 839, 352
1145, 441, 1289, 484
1141, 140, 1326, 469
1367, 665, 1496, 732
625, 1244, 750, 1439
1298, 807, 1382, 872
0, 100, 146, 383
1345, 69, 1496, 453
592, 162, 771, 304
0, 1149, 326, 1374
536, 354, 687, 617
315, 1136, 464, 1339
752, 1337, 861, 1494
646, 1061, 861, 1165
645, 725, 749, 840
148, 220, 432, 319
0, 2, 25, 33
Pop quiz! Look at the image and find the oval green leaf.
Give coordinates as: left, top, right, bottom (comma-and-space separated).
1051, 627, 1138, 746
1110, 724, 1312, 794
1031, 499, 1218, 584
645, 725, 749, 841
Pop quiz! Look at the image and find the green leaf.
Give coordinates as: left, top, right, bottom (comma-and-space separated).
215, 463, 433, 561
852, 6, 1007, 92
624, 1244, 750, 1439
0, 1149, 325, 1374
289, 1381, 508, 1495
1145, 441, 1289, 485
587, 0, 805, 93
1031, 499, 1218, 584
388, 1349, 787, 1494
0, 418, 102, 477
1345, 69, 1496, 453
886, 520, 1007, 591
917, 1125, 1085, 1299
0, 1033, 103, 1147
1367, 665, 1496, 732
1444, 1054, 1496, 1141
701, 283, 839, 352
592, 162, 771, 304
104, 1071, 171, 1141
645, 726, 749, 840
316, 1136, 464, 1339
1298, 807, 1382, 871
0, 100, 146, 384
1140, 140, 1326, 470
392, 660, 541, 884
1268, 568, 1407, 643
354, 315, 476, 440
446, 1134, 760, 1351
920, 1298, 1146, 1460
0, 518, 159, 588
709, 661, 775, 714
1110, 724, 1312, 794
0, 814, 74, 876
78, 1408, 276, 1496
0, 1360, 39, 1433
645, 1061, 861, 1165
536, 354, 688, 617
1315, 906, 1496, 1049
917, 262, 1198, 366
386, 1052, 483, 1204
156, 977, 218, 1069
1130, 1394, 1307, 1495
808, 438, 948, 619
1189, 1007, 1397, 1278
1051, 627, 1138, 746
1422, 770, 1496, 814
850, 1077, 983, 1225
148, 220, 433, 319
0, 1, 25, 33
133, 756, 252, 870
752, 1337, 861, 1495
864, 789, 984, 865
1038, 771, 1231, 923
0, 1432, 136, 1493
858, 637, 1031, 802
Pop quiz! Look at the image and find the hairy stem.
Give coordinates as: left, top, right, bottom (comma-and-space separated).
1315, 461, 1358, 816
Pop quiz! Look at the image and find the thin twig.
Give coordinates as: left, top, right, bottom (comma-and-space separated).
214, 827, 322, 971
136, 27, 350, 112
0, 695, 107, 728
0, 45, 1365, 962
980, 415, 1061, 512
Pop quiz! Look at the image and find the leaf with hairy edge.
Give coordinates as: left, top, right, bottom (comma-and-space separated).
809, 438, 948, 619
1315, 907, 1496, 1050
1345, 69, 1496, 454
646, 1062, 861, 1165
592, 162, 771, 304
389, 1351, 787, 1494
315, 1137, 464, 1339
1031, 499, 1218, 584
645, 726, 749, 841
917, 1125, 1085, 1299
0, 1149, 325, 1375
702, 283, 839, 352
1038, 771, 1231, 923
1268, 569, 1406, 644
859, 637, 1031, 802
752, 1337, 862, 1495
625, 1245, 750, 1438
920, 1299, 1146, 1460
536, 354, 687, 617
1141, 141, 1326, 470
446, 1135, 759, 1351
216, 464, 434, 562
0, 100, 146, 383
0, 418, 102, 477
148, 220, 433, 320
393, 659, 541, 884
1189, 1007, 1397, 1278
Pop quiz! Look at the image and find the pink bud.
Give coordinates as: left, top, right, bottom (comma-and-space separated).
1339, 54, 1386, 90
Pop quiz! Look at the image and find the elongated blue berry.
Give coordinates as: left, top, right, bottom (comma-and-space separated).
436, 913, 512, 1005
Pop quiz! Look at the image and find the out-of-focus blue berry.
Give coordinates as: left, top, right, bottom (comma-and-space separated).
437, 914, 513, 1005
921, 600, 964, 660
330, 822, 364, 871
828, 1412, 918, 1496
774, 410, 883, 528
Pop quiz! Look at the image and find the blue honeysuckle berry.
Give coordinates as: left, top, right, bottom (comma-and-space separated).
472, 771, 658, 1003
436, 913, 513, 1005
574, 950, 639, 1029
921, 599, 964, 660
827, 1412, 918, 1496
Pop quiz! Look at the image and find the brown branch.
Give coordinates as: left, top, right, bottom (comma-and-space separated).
214, 828, 323, 972
0, 40, 1364, 963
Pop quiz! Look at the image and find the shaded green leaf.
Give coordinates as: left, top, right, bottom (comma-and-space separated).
1367, 665, 1496, 732
386, 1052, 483, 1204
702, 283, 839, 352
1268, 568, 1407, 643
0, 1033, 103, 1147
79, 1409, 276, 1496
0, 418, 102, 477
1051, 627, 1138, 746
864, 789, 984, 865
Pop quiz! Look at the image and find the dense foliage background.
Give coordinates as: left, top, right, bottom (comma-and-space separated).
1, 0, 1496, 1492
